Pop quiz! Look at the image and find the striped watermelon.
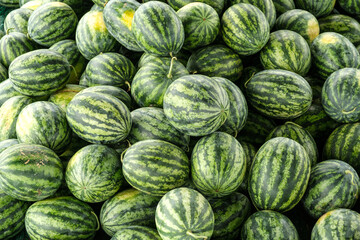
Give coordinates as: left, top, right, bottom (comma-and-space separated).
0, 96, 33, 141
128, 107, 190, 151
163, 74, 230, 136
248, 137, 311, 212
0, 63, 7, 82
246, 69, 312, 119
237, 140, 257, 192
0, 32, 37, 68
273, 0, 295, 14
209, 192, 251, 240
131, 56, 189, 107
311, 32, 360, 80
100, 188, 160, 236
25, 196, 99, 239
319, 14, 360, 46
241, 210, 300, 239
84, 52, 135, 90
122, 139, 189, 196
311, 209, 360, 239
9, 49, 71, 97
322, 68, 360, 123
186, 44, 243, 82
0, 143, 63, 201
103, 0, 141, 52
0, 79, 23, 107
221, 3, 270, 56
228, 0, 277, 28
65, 144, 123, 203
155, 187, 214, 240
0, 139, 19, 154
76, 10, 118, 60
16, 101, 71, 153
191, 132, 247, 197
266, 122, 318, 166
48, 84, 86, 111
176, 2, 220, 50
132, 1, 184, 56
66, 91, 132, 144
338, 0, 360, 15
167, 0, 224, 14
49, 39, 87, 84
275, 9, 319, 45
295, 0, 336, 17
0, 0, 18, 8
111, 226, 161, 240
302, 160, 359, 219
0, 189, 29, 239
323, 123, 360, 173
28, 2, 78, 47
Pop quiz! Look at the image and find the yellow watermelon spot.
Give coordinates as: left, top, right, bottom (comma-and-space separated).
317, 210, 333, 224
49, 2, 67, 7
319, 34, 338, 44
89, 11, 107, 32
121, 9, 135, 31
21, 0, 44, 10
307, 19, 320, 43
115, 189, 139, 200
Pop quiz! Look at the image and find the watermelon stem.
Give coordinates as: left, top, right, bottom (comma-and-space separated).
69, 65, 78, 80
186, 230, 208, 239
244, 72, 256, 88
125, 81, 131, 92
6, 28, 14, 35
91, 211, 100, 231
167, 52, 177, 79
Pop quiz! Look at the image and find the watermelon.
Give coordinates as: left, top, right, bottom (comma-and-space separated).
111, 226, 161, 240
0, 79, 23, 107
266, 122, 318, 166
0, 143, 63, 201
186, 44, 243, 82
103, 0, 142, 52
241, 210, 300, 239
260, 30, 311, 76
76, 10, 118, 60
155, 187, 214, 240
48, 84, 86, 111
0, 63, 7, 82
237, 66, 262, 94
191, 132, 247, 197
246, 69, 312, 119
16, 101, 71, 153
311, 32, 359, 80
167, 0, 224, 14
27, 2, 78, 47
0, 0, 18, 8
131, 56, 189, 108
322, 68, 360, 123
311, 209, 360, 239
0, 189, 29, 239
295, 0, 336, 17
49, 39, 87, 84
25, 196, 99, 239
248, 137, 311, 212
66, 91, 132, 144
302, 160, 359, 219
0, 96, 33, 141
100, 188, 160, 236
273, 0, 295, 14
163, 74, 229, 136
176, 2, 220, 50
209, 192, 251, 240
131, 1, 184, 56
128, 107, 190, 151
275, 9, 319, 45
221, 3, 270, 56
0, 139, 19, 154
65, 144, 123, 203
122, 139, 189, 196
338, 0, 360, 15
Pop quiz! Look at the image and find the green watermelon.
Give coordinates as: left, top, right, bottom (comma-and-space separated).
163, 74, 229, 136
191, 132, 247, 197
65, 144, 123, 203
75, 10, 118, 60
295, 0, 336, 17
132, 1, 184, 56
248, 137, 311, 212
0, 79, 23, 107
122, 139, 189, 196
0, 0, 18, 8
103, 0, 142, 51
221, 3, 270, 56
311, 32, 359, 80
48, 84, 86, 111
0, 96, 33, 141
66, 91, 132, 144
275, 9, 319, 45
0, 143, 63, 201
155, 187, 214, 240
246, 69, 312, 119
25, 196, 99, 239
100, 188, 160, 236
128, 107, 190, 151
241, 210, 300, 239
338, 0, 360, 15
273, 0, 295, 14
311, 209, 360, 239
168, 0, 224, 14
111, 226, 161, 240
0, 138, 19, 153
302, 160, 359, 219
186, 44, 243, 82
176, 2, 220, 50
237, 140, 257, 192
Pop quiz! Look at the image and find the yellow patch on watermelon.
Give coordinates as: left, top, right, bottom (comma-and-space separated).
21, 0, 44, 10
319, 34, 338, 44
121, 10, 135, 30
89, 11, 107, 32
307, 19, 320, 44
114, 189, 139, 200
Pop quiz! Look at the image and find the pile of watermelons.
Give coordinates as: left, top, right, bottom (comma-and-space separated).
0, 0, 360, 239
